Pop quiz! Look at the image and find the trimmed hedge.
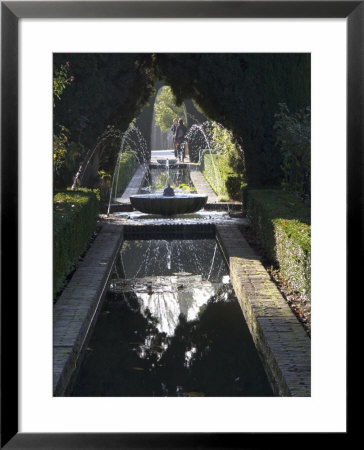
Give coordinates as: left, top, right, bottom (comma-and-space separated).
243, 188, 311, 301
115, 150, 139, 196
202, 153, 245, 201
53, 188, 100, 298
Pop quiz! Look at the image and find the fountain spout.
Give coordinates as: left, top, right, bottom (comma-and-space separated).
163, 184, 175, 197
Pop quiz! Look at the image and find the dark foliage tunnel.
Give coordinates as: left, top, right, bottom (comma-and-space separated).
53, 53, 310, 189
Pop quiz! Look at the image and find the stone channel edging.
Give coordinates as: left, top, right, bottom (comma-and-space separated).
216, 224, 311, 396
119, 166, 148, 202
189, 170, 218, 203
53, 224, 124, 396
53, 219, 310, 396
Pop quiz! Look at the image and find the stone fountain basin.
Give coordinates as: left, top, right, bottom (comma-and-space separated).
130, 194, 208, 216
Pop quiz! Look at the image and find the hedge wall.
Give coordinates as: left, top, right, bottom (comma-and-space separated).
202, 153, 245, 201
115, 150, 140, 196
243, 188, 311, 301
53, 188, 100, 298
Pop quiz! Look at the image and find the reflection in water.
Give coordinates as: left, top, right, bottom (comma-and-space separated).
70, 239, 274, 397
116, 239, 227, 336
110, 274, 225, 337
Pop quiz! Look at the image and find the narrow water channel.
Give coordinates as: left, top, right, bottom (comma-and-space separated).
70, 238, 274, 397
140, 165, 194, 195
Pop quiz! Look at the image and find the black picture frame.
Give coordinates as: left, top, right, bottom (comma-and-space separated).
1, 1, 357, 448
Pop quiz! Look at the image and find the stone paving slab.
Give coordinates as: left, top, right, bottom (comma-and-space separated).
189, 170, 219, 203
118, 166, 148, 203
216, 224, 311, 396
150, 149, 181, 163
53, 347, 75, 396
53, 223, 124, 396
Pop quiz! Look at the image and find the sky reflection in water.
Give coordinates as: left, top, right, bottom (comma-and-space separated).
70, 239, 274, 397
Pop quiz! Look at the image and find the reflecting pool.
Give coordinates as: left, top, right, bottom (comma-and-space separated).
70, 238, 274, 397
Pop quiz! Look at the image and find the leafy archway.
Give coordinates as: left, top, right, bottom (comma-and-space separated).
155, 53, 310, 187
53, 53, 156, 188
53, 53, 310, 189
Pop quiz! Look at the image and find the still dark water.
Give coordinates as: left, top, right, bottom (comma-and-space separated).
70, 239, 274, 397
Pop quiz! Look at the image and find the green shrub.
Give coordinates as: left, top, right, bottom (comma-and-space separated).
178, 183, 196, 193
203, 153, 245, 200
98, 170, 112, 202
226, 174, 246, 200
243, 188, 311, 301
53, 188, 100, 298
198, 149, 212, 172
98, 169, 111, 182
275, 218, 311, 301
274, 103, 311, 201
114, 150, 139, 197
198, 122, 246, 200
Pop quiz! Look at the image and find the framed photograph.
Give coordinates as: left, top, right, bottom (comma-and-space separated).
2, 1, 357, 448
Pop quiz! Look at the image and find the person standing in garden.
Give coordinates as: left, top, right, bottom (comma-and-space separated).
175, 118, 187, 162
171, 118, 178, 156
